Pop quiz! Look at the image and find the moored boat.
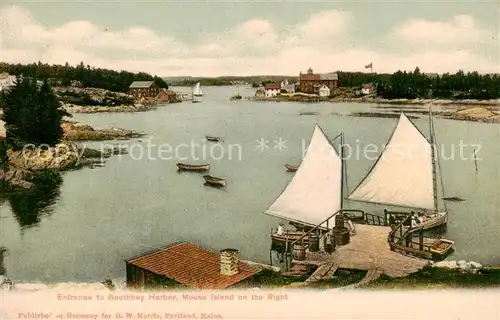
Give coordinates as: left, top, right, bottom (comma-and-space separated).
429, 238, 455, 260
348, 111, 449, 231
284, 164, 299, 172
177, 163, 210, 172
265, 124, 345, 248
203, 175, 226, 187
205, 136, 221, 142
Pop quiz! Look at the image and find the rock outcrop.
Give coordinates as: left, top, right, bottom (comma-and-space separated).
449, 107, 500, 123
0, 275, 14, 291
62, 121, 145, 141
7, 144, 78, 171
0, 167, 34, 189
54, 87, 162, 113
431, 260, 483, 274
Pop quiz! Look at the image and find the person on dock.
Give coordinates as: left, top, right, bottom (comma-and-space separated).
277, 222, 284, 235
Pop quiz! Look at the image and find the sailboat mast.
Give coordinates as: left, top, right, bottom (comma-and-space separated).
429, 107, 439, 213
340, 132, 345, 210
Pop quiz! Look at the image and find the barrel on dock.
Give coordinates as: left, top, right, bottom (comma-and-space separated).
308, 234, 319, 252
324, 235, 334, 253
333, 227, 350, 246
335, 213, 345, 228
293, 244, 306, 261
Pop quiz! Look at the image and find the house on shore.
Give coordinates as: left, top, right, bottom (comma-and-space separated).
361, 83, 376, 95
255, 88, 265, 98
318, 85, 330, 97
264, 83, 281, 97
125, 242, 263, 290
0, 73, 17, 92
128, 81, 160, 98
299, 68, 338, 95
156, 89, 178, 103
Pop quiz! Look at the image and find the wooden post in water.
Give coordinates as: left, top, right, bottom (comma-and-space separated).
473, 149, 478, 173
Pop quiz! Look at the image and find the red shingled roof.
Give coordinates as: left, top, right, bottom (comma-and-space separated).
264, 83, 281, 90
126, 242, 262, 290
299, 74, 320, 81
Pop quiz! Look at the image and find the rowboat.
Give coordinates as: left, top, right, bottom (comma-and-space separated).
205, 136, 221, 142
284, 164, 299, 172
429, 238, 455, 260
203, 175, 226, 187
177, 163, 210, 172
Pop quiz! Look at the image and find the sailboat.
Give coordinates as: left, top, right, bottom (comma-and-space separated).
192, 82, 203, 103
348, 111, 448, 231
230, 85, 242, 101
264, 124, 345, 236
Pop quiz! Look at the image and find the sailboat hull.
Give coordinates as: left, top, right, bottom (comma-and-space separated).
414, 211, 448, 230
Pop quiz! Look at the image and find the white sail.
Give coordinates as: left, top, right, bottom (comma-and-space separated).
264, 125, 343, 228
193, 82, 203, 96
348, 113, 435, 210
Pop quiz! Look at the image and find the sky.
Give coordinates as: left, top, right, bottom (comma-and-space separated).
1, 0, 499, 77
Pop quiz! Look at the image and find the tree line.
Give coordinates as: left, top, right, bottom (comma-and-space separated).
338, 68, 500, 99
0, 77, 67, 152
0, 62, 169, 93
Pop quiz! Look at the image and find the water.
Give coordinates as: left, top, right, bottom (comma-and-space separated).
1, 85, 499, 283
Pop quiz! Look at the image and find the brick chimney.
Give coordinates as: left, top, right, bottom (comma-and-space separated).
220, 249, 239, 276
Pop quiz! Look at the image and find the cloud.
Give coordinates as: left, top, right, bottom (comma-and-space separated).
0, 5, 498, 77
393, 14, 495, 49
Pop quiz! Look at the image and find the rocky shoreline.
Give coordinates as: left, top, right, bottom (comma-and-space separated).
0, 121, 140, 190
252, 94, 500, 107
252, 95, 500, 123
54, 87, 168, 114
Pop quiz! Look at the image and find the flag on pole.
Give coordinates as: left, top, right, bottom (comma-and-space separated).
365, 63, 372, 69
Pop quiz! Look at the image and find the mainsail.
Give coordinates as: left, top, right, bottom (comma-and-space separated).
193, 82, 203, 96
264, 124, 343, 228
348, 113, 435, 210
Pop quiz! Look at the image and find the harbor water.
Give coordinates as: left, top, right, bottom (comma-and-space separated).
1, 85, 499, 283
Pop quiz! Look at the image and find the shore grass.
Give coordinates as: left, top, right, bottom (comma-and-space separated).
360, 266, 500, 289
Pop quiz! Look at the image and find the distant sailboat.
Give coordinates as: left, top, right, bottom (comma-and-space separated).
230, 85, 242, 101
192, 82, 203, 103
264, 124, 344, 230
348, 111, 448, 230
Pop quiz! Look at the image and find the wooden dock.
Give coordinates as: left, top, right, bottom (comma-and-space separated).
329, 224, 429, 278
291, 223, 429, 280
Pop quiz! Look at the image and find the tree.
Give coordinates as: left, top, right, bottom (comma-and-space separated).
3, 77, 65, 150
35, 81, 66, 146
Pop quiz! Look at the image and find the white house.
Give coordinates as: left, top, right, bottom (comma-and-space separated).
264, 83, 281, 97
0, 73, 17, 91
361, 83, 376, 95
318, 84, 330, 97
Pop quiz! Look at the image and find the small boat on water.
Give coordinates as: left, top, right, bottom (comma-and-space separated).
284, 164, 299, 172
177, 163, 210, 172
205, 136, 221, 142
203, 175, 226, 187
192, 82, 203, 103
429, 238, 455, 260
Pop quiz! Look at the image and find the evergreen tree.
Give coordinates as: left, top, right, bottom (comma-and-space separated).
3, 77, 64, 150
35, 81, 65, 146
